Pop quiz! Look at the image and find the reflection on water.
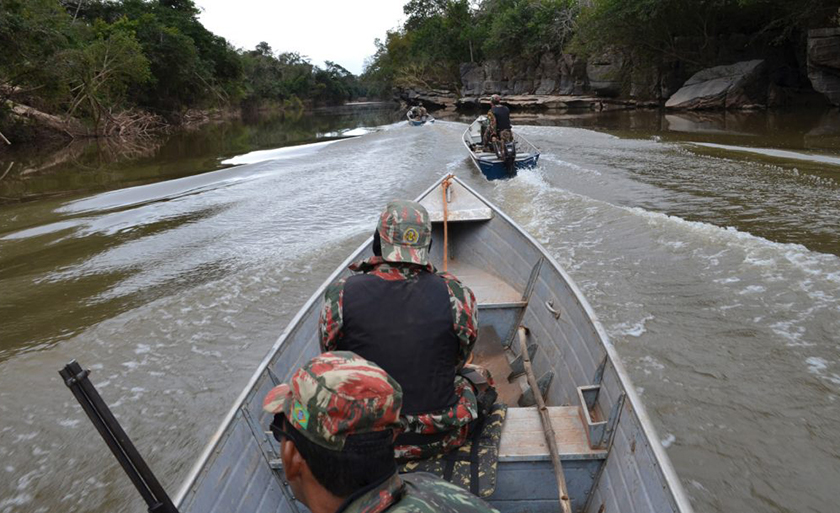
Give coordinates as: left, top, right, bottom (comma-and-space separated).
0, 103, 402, 205
0, 105, 839, 513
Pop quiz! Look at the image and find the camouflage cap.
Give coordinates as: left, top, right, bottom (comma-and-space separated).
262, 351, 403, 451
377, 200, 431, 265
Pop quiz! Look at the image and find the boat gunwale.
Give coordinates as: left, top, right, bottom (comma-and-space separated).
174, 174, 452, 506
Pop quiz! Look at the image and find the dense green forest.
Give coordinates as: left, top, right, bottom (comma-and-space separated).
362, 0, 840, 94
0, 0, 366, 141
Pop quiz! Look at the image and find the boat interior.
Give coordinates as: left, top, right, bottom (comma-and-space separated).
420, 179, 614, 512
176, 176, 687, 513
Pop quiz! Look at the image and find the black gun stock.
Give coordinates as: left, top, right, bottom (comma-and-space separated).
59, 360, 179, 513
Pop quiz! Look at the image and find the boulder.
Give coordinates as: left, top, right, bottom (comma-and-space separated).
665, 59, 767, 109
586, 52, 625, 97
807, 28, 840, 106
460, 62, 484, 96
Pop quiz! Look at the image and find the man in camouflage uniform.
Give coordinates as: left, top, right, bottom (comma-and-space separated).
320, 200, 483, 460
487, 94, 513, 144
263, 352, 498, 513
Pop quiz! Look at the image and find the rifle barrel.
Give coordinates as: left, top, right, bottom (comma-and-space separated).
59, 360, 179, 513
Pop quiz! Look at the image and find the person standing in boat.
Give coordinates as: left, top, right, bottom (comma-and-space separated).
319, 200, 490, 460
487, 94, 512, 144
263, 352, 498, 513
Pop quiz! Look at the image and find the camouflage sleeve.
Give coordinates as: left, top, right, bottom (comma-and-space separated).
319, 278, 346, 352
438, 272, 478, 368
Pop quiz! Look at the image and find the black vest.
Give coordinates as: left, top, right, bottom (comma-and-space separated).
338, 271, 458, 415
491, 105, 511, 131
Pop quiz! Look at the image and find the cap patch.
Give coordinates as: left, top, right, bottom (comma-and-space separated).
292, 399, 310, 430
403, 227, 419, 244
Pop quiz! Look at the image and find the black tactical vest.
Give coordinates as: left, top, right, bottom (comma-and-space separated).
339, 271, 458, 415
491, 105, 511, 131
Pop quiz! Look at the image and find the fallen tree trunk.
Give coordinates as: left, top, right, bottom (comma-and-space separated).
8, 102, 88, 138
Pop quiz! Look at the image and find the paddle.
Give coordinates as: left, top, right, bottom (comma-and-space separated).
517, 327, 573, 513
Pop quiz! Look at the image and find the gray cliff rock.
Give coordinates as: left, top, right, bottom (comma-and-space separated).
534, 53, 560, 94
586, 52, 625, 97
807, 28, 840, 106
482, 60, 504, 94
665, 59, 767, 109
460, 62, 484, 96
558, 54, 587, 95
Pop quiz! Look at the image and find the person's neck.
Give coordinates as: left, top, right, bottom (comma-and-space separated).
301, 484, 346, 513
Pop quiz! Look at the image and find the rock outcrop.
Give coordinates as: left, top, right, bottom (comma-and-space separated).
807, 28, 840, 106
665, 59, 768, 109
414, 37, 821, 113
460, 62, 484, 96
586, 52, 624, 97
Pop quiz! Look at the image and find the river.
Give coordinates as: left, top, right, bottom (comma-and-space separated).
0, 104, 838, 513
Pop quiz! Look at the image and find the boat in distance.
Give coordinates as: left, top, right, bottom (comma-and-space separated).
407, 111, 434, 126
174, 174, 694, 513
463, 117, 540, 180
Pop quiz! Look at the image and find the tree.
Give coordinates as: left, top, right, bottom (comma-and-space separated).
60, 19, 150, 130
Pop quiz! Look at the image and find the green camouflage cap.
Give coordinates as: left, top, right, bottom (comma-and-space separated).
262, 351, 403, 451
377, 200, 431, 265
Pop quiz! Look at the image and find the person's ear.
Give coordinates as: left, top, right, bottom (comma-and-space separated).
281, 438, 306, 482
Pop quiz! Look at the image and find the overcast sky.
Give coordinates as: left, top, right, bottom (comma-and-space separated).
195, 1, 406, 75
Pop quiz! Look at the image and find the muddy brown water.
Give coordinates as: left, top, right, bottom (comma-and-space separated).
1, 105, 838, 513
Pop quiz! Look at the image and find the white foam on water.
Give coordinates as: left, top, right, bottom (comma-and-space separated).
613, 315, 654, 338
806, 357, 828, 373
690, 479, 710, 492
0, 493, 32, 509
626, 206, 840, 284
221, 139, 343, 165
58, 419, 80, 428
661, 433, 676, 448
12, 433, 36, 443
713, 277, 741, 284
692, 142, 840, 167
540, 154, 603, 175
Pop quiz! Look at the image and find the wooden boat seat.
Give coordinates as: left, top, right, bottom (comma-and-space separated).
420, 180, 493, 222
499, 407, 607, 462
444, 261, 524, 307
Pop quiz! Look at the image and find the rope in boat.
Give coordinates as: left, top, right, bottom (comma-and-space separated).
442, 174, 453, 272
518, 326, 572, 513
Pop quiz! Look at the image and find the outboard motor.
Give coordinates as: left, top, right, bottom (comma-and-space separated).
503, 140, 517, 176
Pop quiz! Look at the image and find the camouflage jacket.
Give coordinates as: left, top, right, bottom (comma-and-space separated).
338, 472, 499, 513
319, 256, 478, 367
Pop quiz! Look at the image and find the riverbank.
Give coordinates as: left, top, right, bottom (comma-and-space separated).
0, 103, 401, 205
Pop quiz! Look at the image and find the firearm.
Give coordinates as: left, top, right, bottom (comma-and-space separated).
59, 360, 179, 513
